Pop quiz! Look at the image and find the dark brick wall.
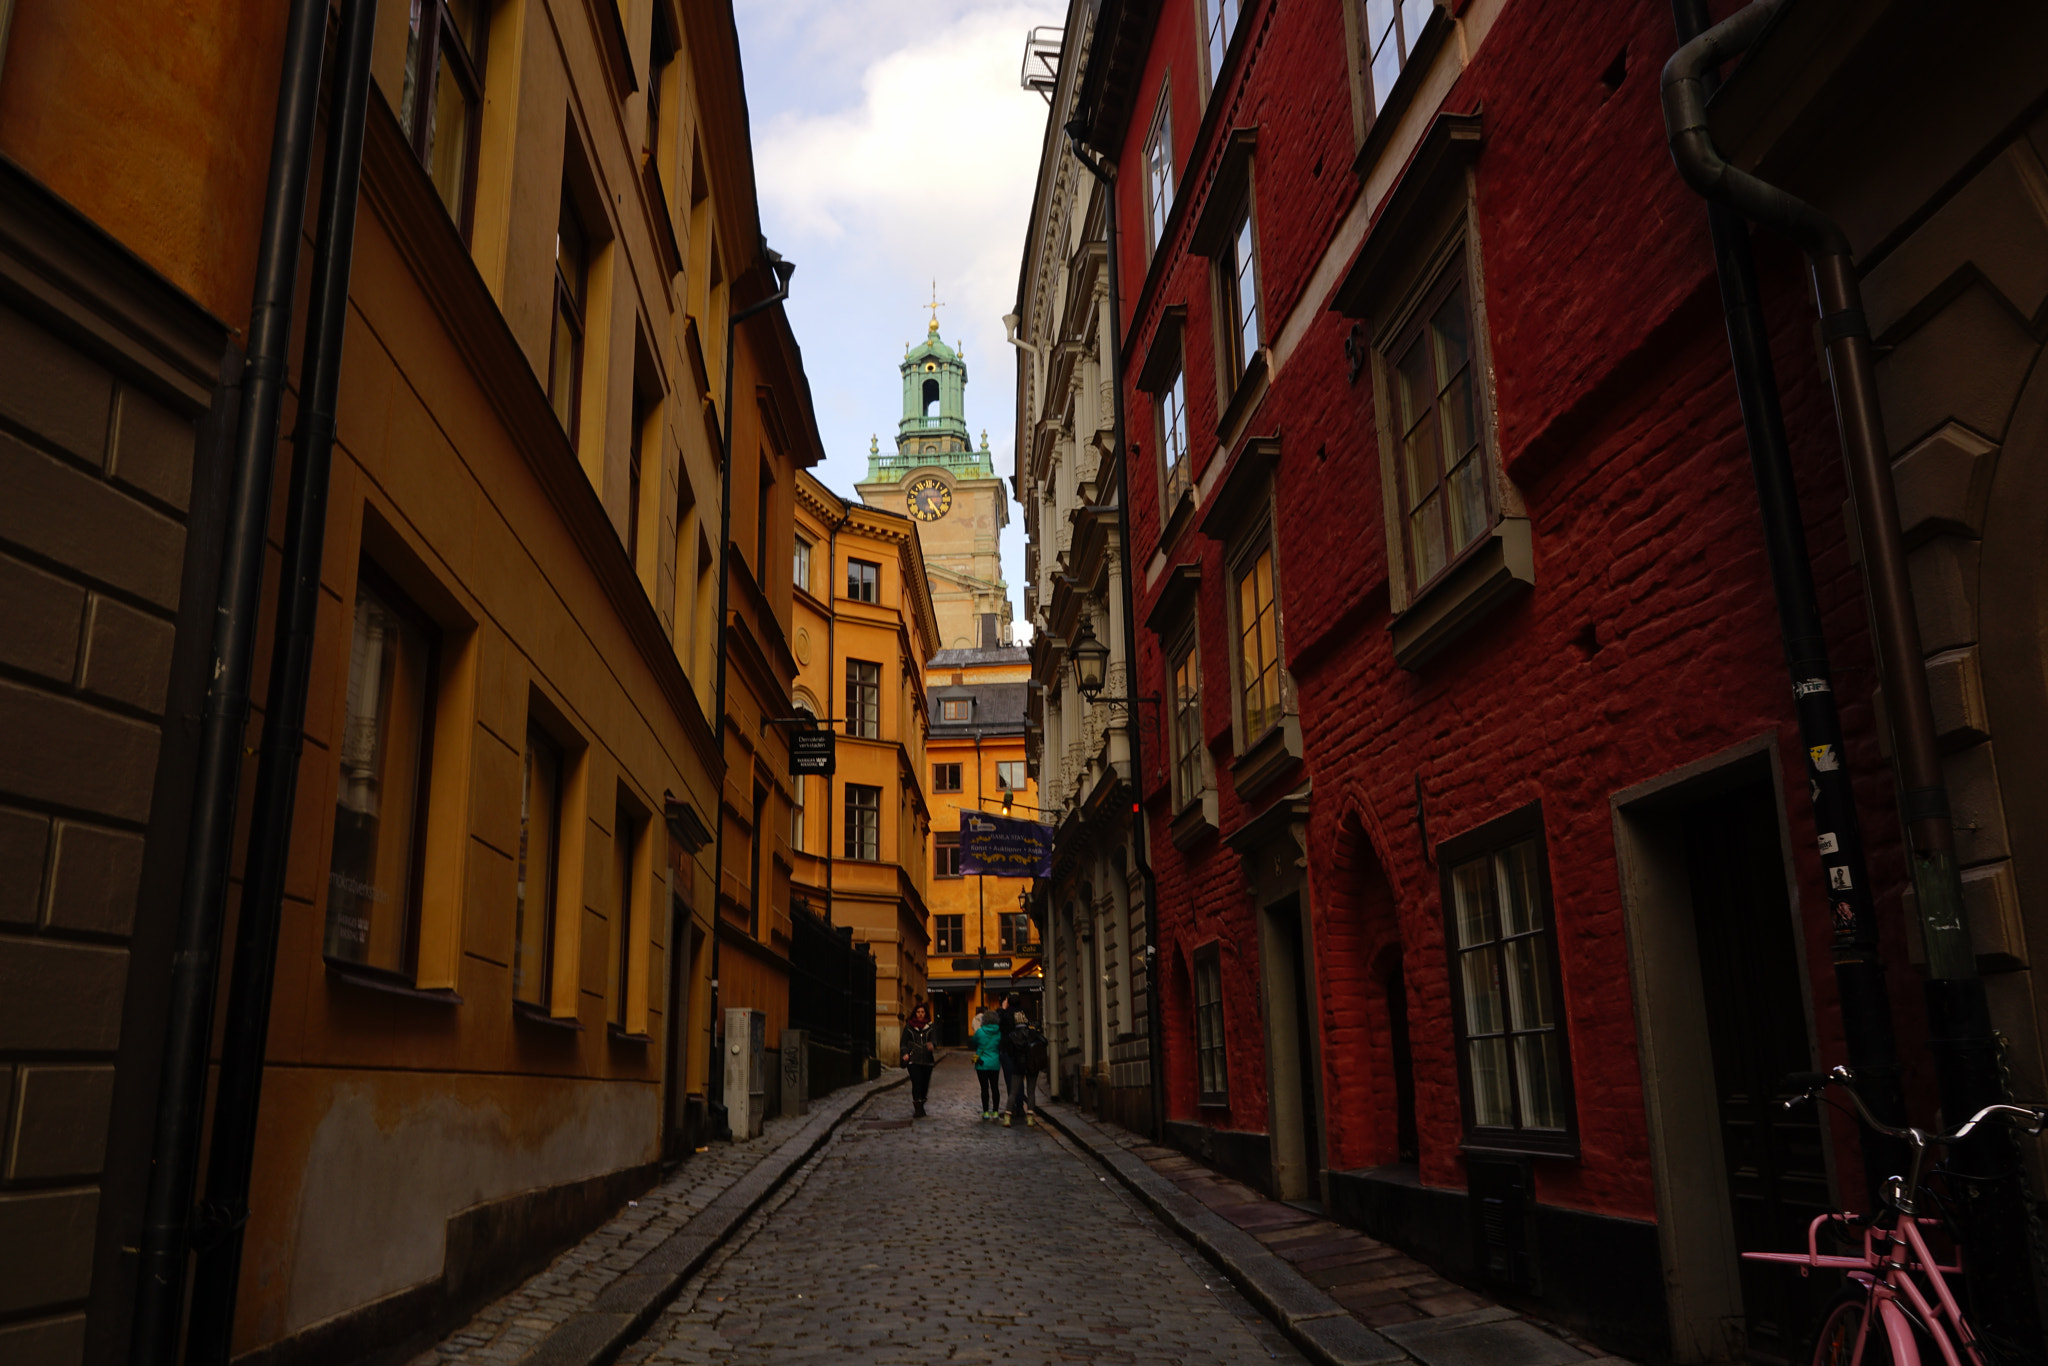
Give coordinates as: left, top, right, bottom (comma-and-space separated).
1099, 0, 1927, 1308
0, 163, 231, 1366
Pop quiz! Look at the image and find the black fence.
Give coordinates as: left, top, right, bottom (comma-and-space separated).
789, 898, 877, 1058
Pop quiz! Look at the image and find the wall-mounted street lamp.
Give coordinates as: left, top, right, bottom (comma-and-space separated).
1070, 617, 1112, 699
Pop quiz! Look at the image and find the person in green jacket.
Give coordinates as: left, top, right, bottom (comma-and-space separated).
972, 1008, 1003, 1120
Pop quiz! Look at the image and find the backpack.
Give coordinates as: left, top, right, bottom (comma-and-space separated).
1020, 1025, 1048, 1074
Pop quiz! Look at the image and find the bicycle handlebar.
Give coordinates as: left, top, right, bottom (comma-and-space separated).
1781, 1065, 2047, 1145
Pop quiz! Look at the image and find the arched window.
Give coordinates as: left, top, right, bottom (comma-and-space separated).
923, 377, 940, 416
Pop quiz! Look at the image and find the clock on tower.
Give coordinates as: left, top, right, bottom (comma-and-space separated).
906, 476, 951, 522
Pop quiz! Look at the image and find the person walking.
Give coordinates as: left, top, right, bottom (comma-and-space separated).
900, 1003, 937, 1118
1000, 1010, 1047, 1127
972, 1005, 1003, 1120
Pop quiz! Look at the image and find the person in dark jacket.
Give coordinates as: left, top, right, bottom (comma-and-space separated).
900, 1003, 937, 1118
999, 1010, 1047, 1127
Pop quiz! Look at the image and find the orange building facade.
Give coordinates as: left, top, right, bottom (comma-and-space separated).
0, 0, 817, 1361
790, 470, 936, 1064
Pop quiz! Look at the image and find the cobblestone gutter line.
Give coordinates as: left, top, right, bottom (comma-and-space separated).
1034, 1102, 1409, 1366
411, 1072, 906, 1366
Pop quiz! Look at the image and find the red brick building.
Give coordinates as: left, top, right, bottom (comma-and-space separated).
1059, 0, 2048, 1358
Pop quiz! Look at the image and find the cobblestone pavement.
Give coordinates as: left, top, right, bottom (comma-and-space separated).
408, 1093, 867, 1366
615, 1056, 1308, 1365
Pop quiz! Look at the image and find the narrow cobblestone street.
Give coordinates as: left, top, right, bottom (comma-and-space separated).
618, 1059, 1303, 1365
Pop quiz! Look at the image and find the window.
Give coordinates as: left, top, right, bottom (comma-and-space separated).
1158, 362, 1190, 510
1195, 947, 1227, 1104
941, 699, 970, 723
1441, 811, 1573, 1148
936, 914, 965, 954
1000, 913, 1033, 952
749, 781, 767, 937
847, 557, 880, 603
326, 569, 436, 975
399, 0, 487, 234
514, 724, 562, 1007
646, 4, 677, 180
996, 761, 1026, 792
1233, 539, 1282, 741
611, 798, 640, 1028
626, 392, 646, 569
791, 774, 806, 854
844, 784, 881, 861
1203, 0, 1242, 95
935, 832, 962, 878
756, 461, 774, 582
1144, 89, 1174, 252
1391, 265, 1489, 594
794, 536, 812, 594
845, 660, 880, 739
1221, 205, 1261, 382
1361, 0, 1436, 118
1170, 635, 1204, 810
549, 186, 589, 438
933, 763, 963, 793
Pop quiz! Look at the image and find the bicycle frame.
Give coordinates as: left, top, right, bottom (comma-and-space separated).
1743, 1212, 1979, 1366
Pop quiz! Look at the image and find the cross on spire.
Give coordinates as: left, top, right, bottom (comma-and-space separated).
927, 280, 945, 333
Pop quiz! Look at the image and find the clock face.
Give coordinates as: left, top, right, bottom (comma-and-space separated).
906, 476, 952, 522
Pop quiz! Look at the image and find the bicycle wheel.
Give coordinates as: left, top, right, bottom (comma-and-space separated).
1810, 1289, 1890, 1366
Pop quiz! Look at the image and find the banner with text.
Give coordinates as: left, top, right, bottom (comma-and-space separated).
959, 811, 1052, 878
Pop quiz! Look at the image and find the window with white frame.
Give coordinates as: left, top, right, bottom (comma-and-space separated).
1389, 259, 1491, 595
844, 784, 881, 861
793, 536, 812, 595
1221, 204, 1262, 383
1202, 0, 1242, 97
1360, 0, 1437, 119
846, 660, 881, 739
1144, 88, 1175, 252
1194, 946, 1227, 1104
1159, 363, 1190, 510
1231, 532, 1283, 743
1440, 808, 1574, 1150
1169, 632, 1204, 811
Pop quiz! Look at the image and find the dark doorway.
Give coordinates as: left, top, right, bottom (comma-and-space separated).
1272, 896, 1323, 1199
933, 991, 968, 1047
1384, 952, 1419, 1164
1682, 782, 1830, 1361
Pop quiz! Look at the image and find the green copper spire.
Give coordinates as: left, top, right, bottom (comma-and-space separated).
864, 295, 993, 481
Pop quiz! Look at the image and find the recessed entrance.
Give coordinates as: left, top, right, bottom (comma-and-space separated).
1614, 739, 1832, 1364
1262, 893, 1324, 1201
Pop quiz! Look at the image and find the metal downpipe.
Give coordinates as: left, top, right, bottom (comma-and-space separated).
129, 2, 331, 1360
183, 1, 381, 1357
1665, 3, 2040, 1351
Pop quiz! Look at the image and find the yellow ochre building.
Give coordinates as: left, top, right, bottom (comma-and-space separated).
856, 308, 1040, 1042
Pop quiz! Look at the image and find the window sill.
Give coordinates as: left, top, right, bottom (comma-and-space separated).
323, 957, 463, 1006
1460, 1134, 1579, 1162
1214, 348, 1270, 448
1197, 1095, 1231, 1109
513, 999, 583, 1031
1159, 478, 1196, 552
1390, 518, 1533, 671
1229, 715, 1303, 801
1170, 792, 1220, 850
608, 1024, 652, 1045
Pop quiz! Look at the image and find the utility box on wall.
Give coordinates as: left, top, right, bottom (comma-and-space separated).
780, 1029, 809, 1117
724, 1008, 767, 1139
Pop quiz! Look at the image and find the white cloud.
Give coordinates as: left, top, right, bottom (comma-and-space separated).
738, 1, 1065, 624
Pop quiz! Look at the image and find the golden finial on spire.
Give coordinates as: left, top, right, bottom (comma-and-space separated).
927, 280, 945, 334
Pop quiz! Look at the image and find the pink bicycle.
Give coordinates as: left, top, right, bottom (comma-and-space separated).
1744, 1066, 2046, 1366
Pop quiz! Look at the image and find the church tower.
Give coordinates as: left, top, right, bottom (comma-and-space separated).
856, 299, 1013, 655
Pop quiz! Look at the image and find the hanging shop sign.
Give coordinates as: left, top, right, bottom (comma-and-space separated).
959, 812, 1053, 878
789, 727, 835, 777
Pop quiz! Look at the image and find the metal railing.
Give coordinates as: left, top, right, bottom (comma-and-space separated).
789, 899, 877, 1057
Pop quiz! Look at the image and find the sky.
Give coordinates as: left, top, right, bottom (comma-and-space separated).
732, 0, 1067, 641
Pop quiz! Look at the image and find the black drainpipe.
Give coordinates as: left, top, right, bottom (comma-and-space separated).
182, 1, 381, 1358
1666, 3, 2041, 1350
709, 247, 794, 1130
130, 3, 331, 1360
1066, 122, 1166, 1144
1664, 0, 1905, 1190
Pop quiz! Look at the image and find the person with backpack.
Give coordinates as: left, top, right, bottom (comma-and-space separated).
1000, 1010, 1048, 1127
900, 1002, 937, 1118
972, 1005, 1004, 1120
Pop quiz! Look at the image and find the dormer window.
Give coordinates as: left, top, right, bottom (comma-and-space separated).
942, 699, 971, 722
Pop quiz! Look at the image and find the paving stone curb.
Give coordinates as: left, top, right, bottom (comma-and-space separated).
515, 1072, 907, 1366
1036, 1101, 1410, 1366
